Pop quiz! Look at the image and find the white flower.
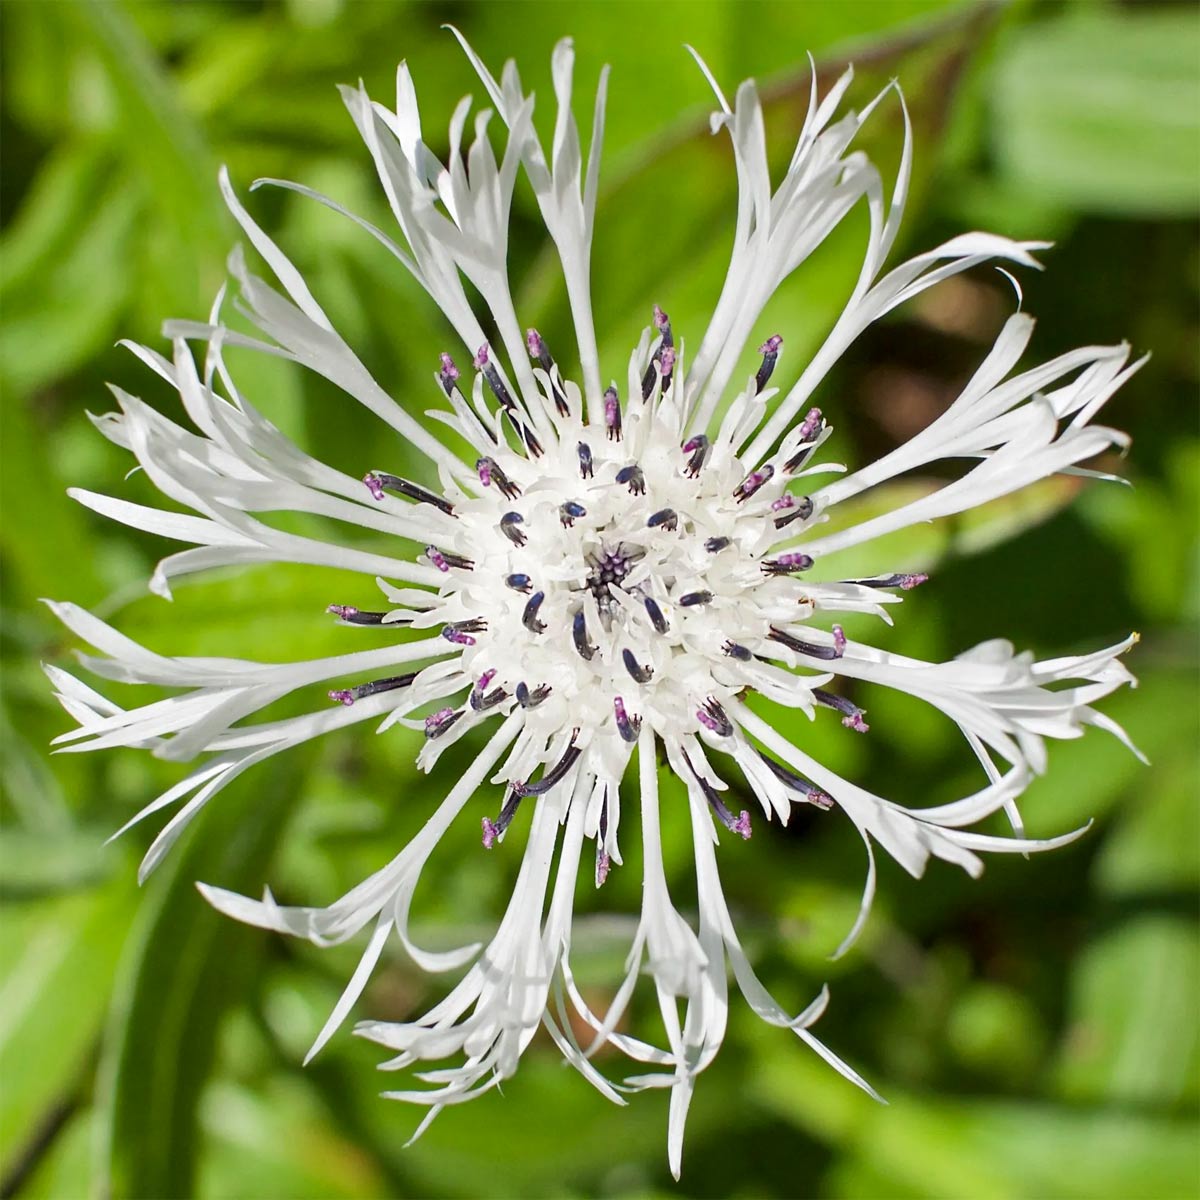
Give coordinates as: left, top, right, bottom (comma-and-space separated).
47, 34, 1143, 1178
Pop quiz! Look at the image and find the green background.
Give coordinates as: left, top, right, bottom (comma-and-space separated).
2, 1, 1197, 1197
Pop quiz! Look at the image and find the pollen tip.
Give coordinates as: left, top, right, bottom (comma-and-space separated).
328, 689, 355, 706
758, 334, 783, 355
901, 573, 929, 590
733, 811, 752, 839
481, 817, 498, 849
653, 304, 669, 329
525, 328, 544, 355
362, 472, 386, 501
473, 344, 490, 369
327, 604, 356, 618
832, 624, 847, 655
843, 713, 870, 733
595, 849, 611, 887
438, 352, 459, 380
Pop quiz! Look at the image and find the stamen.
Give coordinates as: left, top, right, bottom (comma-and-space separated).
438, 352, 460, 396
683, 751, 751, 839
526, 328, 570, 416
615, 464, 645, 495
697, 697, 733, 737
756, 750, 834, 809
768, 626, 844, 660
577, 442, 594, 479
604, 386, 622, 441
424, 707, 461, 738
622, 648, 653, 683
762, 552, 814, 576
784, 408, 824, 473
844, 573, 929, 591
361, 472, 454, 515
647, 508, 678, 532
560, 500, 586, 527
755, 334, 783, 393
474, 343, 516, 413
481, 788, 523, 847
682, 434, 710, 477
326, 673, 416, 706
640, 306, 674, 399
613, 696, 641, 743
515, 681, 552, 708
813, 688, 869, 732
500, 512, 527, 547
772, 495, 815, 529
705, 536, 732, 553
522, 591, 547, 634
678, 591, 712, 607
654, 304, 674, 345
734, 464, 774, 503
643, 596, 669, 634
441, 618, 486, 646
514, 737, 582, 797
595, 848, 611, 887
327, 604, 387, 625
470, 684, 508, 713
659, 346, 676, 392
505, 573, 533, 593
723, 640, 753, 661
476, 456, 521, 500
573, 609, 597, 660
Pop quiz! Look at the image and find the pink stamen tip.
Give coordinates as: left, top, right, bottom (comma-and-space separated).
901, 573, 929, 590
473, 344, 490, 369
596, 850, 611, 886
697, 708, 720, 733
327, 604, 357, 619
363, 473, 386, 501
832, 625, 847, 655
328, 689, 355, 706
659, 347, 676, 375
604, 394, 619, 425
843, 713, 870, 734
771, 495, 796, 511
481, 817, 498, 849
798, 407, 823, 441
425, 707, 454, 733
526, 329, 544, 356
733, 811, 753, 839
758, 334, 783, 355
427, 547, 450, 572
439, 352, 459, 381
810, 791, 835, 811
614, 697, 628, 719
653, 304, 669, 329
477, 669, 496, 691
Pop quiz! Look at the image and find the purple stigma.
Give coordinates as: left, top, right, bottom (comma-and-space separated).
697, 707, 721, 733
327, 689, 355, 706
732, 810, 753, 839
735, 464, 774, 502
797, 407, 823, 443
425, 707, 455, 735
653, 304, 670, 331
327, 604, 357, 619
843, 712, 870, 733
473, 343, 490, 369
426, 546, 449, 573
477, 669, 496, 692
481, 817, 498, 849
659, 346, 676, 376
362, 472, 386, 501
833, 624, 847, 655
441, 627, 476, 646
758, 334, 783, 355
595, 849, 611, 887
526, 328, 545, 357
439, 352, 460, 382
771, 495, 796, 512
901, 573, 929, 590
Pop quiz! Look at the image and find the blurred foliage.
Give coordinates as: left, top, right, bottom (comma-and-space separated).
1, 1, 1197, 1198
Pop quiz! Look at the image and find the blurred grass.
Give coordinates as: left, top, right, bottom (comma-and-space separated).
1, 1, 1197, 1198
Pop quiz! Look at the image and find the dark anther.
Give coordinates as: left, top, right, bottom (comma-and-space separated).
476, 456, 521, 500
697, 697, 734, 737
613, 696, 641, 743
682, 749, 751, 839
327, 605, 388, 625
773, 495, 814, 529
560, 501, 587, 528
682, 434, 709, 477
362, 472, 455, 516
604, 386, 622, 441
615, 464, 645, 495
768, 626, 844, 660
813, 688, 869, 732
424, 707, 462, 739
474, 343, 517, 414
515, 681, 552, 709
755, 334, 783, 394
761, 552, 814, 577
514, 737, 583, 797
437, 352, 460, 397
843, 573, 928, 591
505, 573, 533, 593
734, 464, 774, 503
470, 670, 508, 712
481, 789, 524, 847
500, 511, 527, 547
647, 508, 678, 532
441, 618, 486, 646
678, 591, 712, 607
328, 673, 417, 707
705, 536, 732, 553
425, 545, 473, 572
640, 305, 674, 399
573, 609, 597, 661
723, 640, 752, 661
756, 750, 834, 809
622, 648, 653, 683
577, 442, 594, 479
643, 596, 669, 634
522, 591, 547, 634
526, 329, 570, 416
783, 408, 825, 473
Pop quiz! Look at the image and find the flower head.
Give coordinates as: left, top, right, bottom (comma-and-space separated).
47, 33, 1143, 1177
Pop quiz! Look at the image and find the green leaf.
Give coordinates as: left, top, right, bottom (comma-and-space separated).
991, 10, 1200, 216
96, 757, 301, 1200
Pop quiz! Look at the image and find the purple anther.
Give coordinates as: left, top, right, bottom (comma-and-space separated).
363, 472, 386, 501
438, 352, 460, 395
833, 625, 846, 655
426, 546, 449, 572
732, 811, 753, 839
477, 669, 497, 693
797, 407, 823, 443
604, 386, 622, 441
472, 344, 490, 370
595, 849, 611, 887
328, 689, 355, 706
706, 536, 732, 553
682, 435, 707, 453
622, 649, 653, 683
327, 604, 357, 619
763, 551, 814, 577
477, 458, 493, 487
734, 464, 775, 503
424, 707, 455, 735
755, 335, 783, 394
526, 329, 545, 358
481, 817, 498, 849
758, 334, 784, 356
843, 712, 870, 733
615, 464, 645, 495
613, 696, 641, 743
697, 707, 721, 733
441, 626, 476, 646
653, 304, 671, 333
659, 346, 676, 378
505, 573, 532, 592
901, 573, 929, 590
771, 495, 797, 512
699, 697, 733, 736
774, 496, 815, 529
